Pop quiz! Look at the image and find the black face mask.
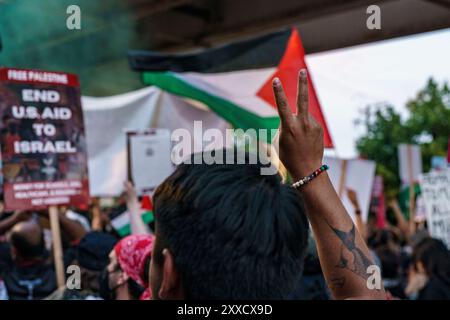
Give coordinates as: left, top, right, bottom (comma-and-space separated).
98, 267, 115, 300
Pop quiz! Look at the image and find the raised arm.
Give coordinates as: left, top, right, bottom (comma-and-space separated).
388, 199, 410, 241
272, 70, 386, 300
57, 208, 88, 243
91, 197, 104, 231
124, 181, 151, 235
0, 211, 31, 235
347, 188, 367, 242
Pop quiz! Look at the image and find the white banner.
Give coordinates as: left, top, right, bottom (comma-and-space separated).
419, 170, 450, 249
82, 87, 230, 196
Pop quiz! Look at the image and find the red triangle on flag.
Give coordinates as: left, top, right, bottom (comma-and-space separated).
140, 195, 153, 211
447, 137, 450, 164
256, 28, 333, 148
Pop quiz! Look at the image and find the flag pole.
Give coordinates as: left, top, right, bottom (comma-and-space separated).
338, 159, 348, 198
49, 205, 66, 289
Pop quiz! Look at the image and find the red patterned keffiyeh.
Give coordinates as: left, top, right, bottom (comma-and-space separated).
114, 234, 154, 300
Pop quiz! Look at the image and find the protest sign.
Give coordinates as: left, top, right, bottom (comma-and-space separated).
0, 67, 89, 210
419, 170, 450, 249
127, 129, 173, 195
414, 194, 427, 223
324, 156, 376, 223
398, 144, 422, 184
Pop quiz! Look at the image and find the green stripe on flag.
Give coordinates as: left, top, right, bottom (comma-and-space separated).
142, 211, 154, 224
142, 71, 280, 143
398, 184, 421, 220
113, 211, 154, 238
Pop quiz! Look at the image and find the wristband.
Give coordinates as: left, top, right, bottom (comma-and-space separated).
292, 165, 329, 189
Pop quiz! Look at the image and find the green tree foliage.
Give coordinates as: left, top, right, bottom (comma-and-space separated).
356, 78, 450, 197
0, 0, 142, 95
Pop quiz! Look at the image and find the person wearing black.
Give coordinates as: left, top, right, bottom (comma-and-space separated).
1, 220, 56, 300
410, 238, 450, 300
148, 70, 386, 300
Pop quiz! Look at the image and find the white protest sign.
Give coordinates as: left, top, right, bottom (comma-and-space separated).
398, 144, 422, 185
324, 156, 376, 223
127, 129, 173, 195
414, 195, 427, 223
419, 170, 450, 249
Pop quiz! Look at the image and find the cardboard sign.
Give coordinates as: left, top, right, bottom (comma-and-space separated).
324, 156, 376, 223
419, 170, 450, 249
127, 129, 173, 195
398, 144, 422, 185
0, 68, 89, 210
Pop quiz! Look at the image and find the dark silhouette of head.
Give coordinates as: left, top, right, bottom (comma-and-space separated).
150, 149, 309, 299
9, 220, 45, 261
413, 237, 450, 281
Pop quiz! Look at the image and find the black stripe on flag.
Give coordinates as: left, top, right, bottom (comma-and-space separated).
127, 29, 291, 73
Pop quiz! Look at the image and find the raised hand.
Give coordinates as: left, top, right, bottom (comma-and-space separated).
124, 180, 138, 204
347, 188, 361, 211
272, 69, 386, 299
12, 210, 32, 222
272, 69, 324, 179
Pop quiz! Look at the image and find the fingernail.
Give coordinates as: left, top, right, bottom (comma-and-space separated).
298, 69, 306, 81
272, 77, 281, 86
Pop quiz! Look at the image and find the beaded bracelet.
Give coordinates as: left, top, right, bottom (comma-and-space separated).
292, 165, 329, 189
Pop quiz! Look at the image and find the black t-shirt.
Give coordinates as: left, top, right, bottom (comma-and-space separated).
418, 276, 450, 300
1, 262, 57, 300
0, 242, 13, 273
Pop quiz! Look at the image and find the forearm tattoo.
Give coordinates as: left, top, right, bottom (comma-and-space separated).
327, 221, 374, 281
330, 277, 346, 289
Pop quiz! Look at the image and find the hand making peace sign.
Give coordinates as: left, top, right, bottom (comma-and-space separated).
272, 69, 324, 179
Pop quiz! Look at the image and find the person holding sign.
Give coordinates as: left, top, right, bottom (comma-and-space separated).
1, 219, 57, 300
1, 67, 90, 291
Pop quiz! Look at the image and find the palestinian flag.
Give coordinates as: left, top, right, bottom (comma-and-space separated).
398, 183, 421, 220
128, 28, 333, 147
110, 195, 154, 237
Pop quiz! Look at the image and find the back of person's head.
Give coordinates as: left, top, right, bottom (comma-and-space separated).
413, 237, 450, 281
9, 220, 45, 261
74, 231, 118, 271
65, 231, 118, 294
152, 149, 309, 299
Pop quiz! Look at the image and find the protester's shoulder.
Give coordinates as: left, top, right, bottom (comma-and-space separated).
419, 276, 450, 300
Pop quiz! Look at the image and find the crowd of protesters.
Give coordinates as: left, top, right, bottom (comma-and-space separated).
0, 70, 449, 300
